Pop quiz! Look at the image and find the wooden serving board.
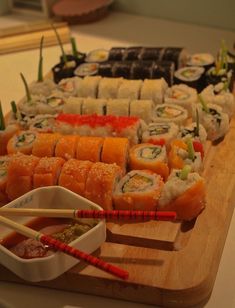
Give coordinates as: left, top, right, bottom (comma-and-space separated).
1, 98, 235, 307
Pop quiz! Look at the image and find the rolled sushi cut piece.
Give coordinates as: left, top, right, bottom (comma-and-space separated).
0, 124, 21, 156
178, 122, 207, 144
151, 61, 175, 86
32, 133, 61, 157
200, 82, 235, 119
98, 77, 123, 99
76, 136, 104, 163
74, 63, 99, 77
58, 77, 83, 97
85, 162, 122, 210
142, 122, 179, 148
78, 76, 101, 98
194, 99, 230, 141
101, 137, 129, 174
129, 99, 153, 124
33, 157, 65, 188
97, 61, 114, 77
117, 79, 143, 100
0, 156, 11, 205
129, 144, 169, 181
6, 153, 40, 201
7, 130, 37, 155
55, 135, 79, 160
30, 79, 56, 97
27, 114, 56, 133
113, 62, 132, 79
164, 84, 197, 116
81, 98, 107, 116
113, 170, 164, 211
168, 139, 203, 173
153, 104, 188, 125
37, 94, 66, 115
162, 47, 188, 69
59, 159, 93, 196
131, 61, 154, 79
140, 78, 168, 105
62, 97, 84, 114
106, 99, 130, 117
159, 167, 205, 220
174, 66, 205, 91
85, 49, 109, 63
123, 47, 142, 61
187, 53, 214, 71
139, 47, 164, 61
108, 47, 126, 61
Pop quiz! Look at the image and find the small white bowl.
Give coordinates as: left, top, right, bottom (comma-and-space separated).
0, 186, 106, 282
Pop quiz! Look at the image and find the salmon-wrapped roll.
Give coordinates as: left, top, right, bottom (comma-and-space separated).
55, 135, 79, 160
6, 154, 40, 201
159, 167, 205, 220
113, 170, 164, 211
0, 156, 11, 205
76, 136, 104, 162
7, 131, 37, 155
59, 159, 93, 196
85, 162, 122, 210
0, 124, 20, 155
101, 137, 129, 174
129, 144, 169, 181
33, 157, 65, 188
32, 133, 60, 157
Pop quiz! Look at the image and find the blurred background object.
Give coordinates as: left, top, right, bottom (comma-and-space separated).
7, 0, 57, 17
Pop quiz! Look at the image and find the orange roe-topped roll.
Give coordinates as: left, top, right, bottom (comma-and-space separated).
6, 153, 40, 201
113, 170, 164, 211
7, 130, 37, 155
129, 143, 169, 181
55, 135, 79, 160
0, 124, 20, 156
101, 137, 129, 174
33, 157, 65, 188
32, 133, 60, 157
59, 159, 93, 196
76, 136, 104, 162
0, 156, 11, 205
85, 162, 122, 210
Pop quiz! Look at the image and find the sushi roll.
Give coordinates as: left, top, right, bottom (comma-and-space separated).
37, 94, 65, 115
200, 83, 235, 119
142, 122, 179, 148
164, 84, 198, 116
0, 156, 11, 205
108, 47, 126, 61
113, 62, 132, 79
178, 122, 207, 144
62, 97, 84, 114
32, 133, 60, 157
123, 47, 142, 61
113, 170, 164, 211
129, 99, 153, 124
7, 130, 37, 155
78, 76, 101, 98
55, 135, 79, 160
186, 53, 215, 72
18, 94, 46, 117
57, 77, 83, 97
106, 99, 130, 117
76, 136, 104, 162
162, 47, 188, 69
140, 78, 168, 105
152, 61, 175, 86
74, 63, 99, 77
30, 79, 56, 97
85, 162, 122, 210
194, 98, 230, 142
168, 139, 203, 173
131, 61, 154, 80
98, 77, 123, 99
97, 61, 114, 77
81, 98, 107, 116
85, 49, 109, 63
0, 124, 20, 156
27, 114, 56, 133
59, 159, 93, 196
101, 137, 129, 174
117, 79, 143, 100
33, 157, 65, 188
153, 104, 188, 125
139, 47, 164, 61
129, 144, 169, 181
6, 153, 40, 201
174, 66, 205, 92
159, 166, 205, 220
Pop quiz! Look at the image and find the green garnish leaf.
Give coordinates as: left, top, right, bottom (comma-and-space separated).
51, 23, 68, 64
20, 72, 31, 102
0, 101, 5, 130
195, 109, 200, 137
37, 36, 44, 82
179, 165, 191, 180
198, 94, 209, 113
186, 137, 195, 161
71, 37, 78, 57
11, 101, 17, 114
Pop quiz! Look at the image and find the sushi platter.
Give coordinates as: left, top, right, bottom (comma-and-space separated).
0, 34, 235, 307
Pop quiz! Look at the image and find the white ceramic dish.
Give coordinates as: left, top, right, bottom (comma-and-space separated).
0, 186, 106, 282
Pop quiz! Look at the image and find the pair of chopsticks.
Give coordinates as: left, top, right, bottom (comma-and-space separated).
0, 209, 176, 280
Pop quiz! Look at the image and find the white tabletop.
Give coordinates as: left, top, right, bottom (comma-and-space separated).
0, 11, 235, 308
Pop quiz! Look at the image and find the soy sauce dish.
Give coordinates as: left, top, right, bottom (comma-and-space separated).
0, 187, 106, 282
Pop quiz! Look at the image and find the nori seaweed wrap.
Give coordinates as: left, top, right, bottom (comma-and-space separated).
152, 61, 175, 85
139, 47, 164, 61
108, 47, 126, 61
131, 61, 154, 79
123, 47, 143, 61
97, 61, 114, 77
162, 47, 187, 69
113, 62, 132, 79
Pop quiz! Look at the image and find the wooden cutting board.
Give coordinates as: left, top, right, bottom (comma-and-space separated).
0, 91, 235, 307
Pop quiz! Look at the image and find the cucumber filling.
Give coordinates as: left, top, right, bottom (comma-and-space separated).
122, 174, 153, 193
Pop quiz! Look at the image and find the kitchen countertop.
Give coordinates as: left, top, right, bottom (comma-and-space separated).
0, 11, 235, 308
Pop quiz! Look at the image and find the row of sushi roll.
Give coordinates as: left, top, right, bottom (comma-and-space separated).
0, 152, 205, 221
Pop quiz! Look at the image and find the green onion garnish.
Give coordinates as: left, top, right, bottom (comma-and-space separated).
20, 72, 31, 102
186, 138, 195, 161
11, 101, 17, 117
195, 109, 200, 137
198, 94, 209, 113
71, 37, 78, 58
37, 36, 44, 82
51, 23, 68, 64
0, 102, 6, 130
179, 165, 191, 180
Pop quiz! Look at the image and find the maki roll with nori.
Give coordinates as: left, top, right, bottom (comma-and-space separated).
85, 49, 109, 63
162, 47, 188, 69
74, 63, 99, 77
113, 61, 132, 79
187, 53, 215, 72
139, 47, 164, 61
178, 122, 207, 144
108, 47, 126, 61
153, 104, 188, 125
174, 66, 205, 91
123, 47, 143, 60
131, 61, 154, 79
152, 61, 175, 86
97, 61, 114, 77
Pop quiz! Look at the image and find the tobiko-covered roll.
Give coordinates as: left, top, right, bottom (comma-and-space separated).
33, 157, 65, 188
7, 130, 37, 155
76, 136, 104, 162
153, 104, 188, 125
0, 156, 11, 205
32, 133, 60, 157
85, 162, 122, 210
129, 144, 169, 181
0, 124, 20, 156
159, 167, 205, 220
55, 135, 79, 160
113, 170, 164, 211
